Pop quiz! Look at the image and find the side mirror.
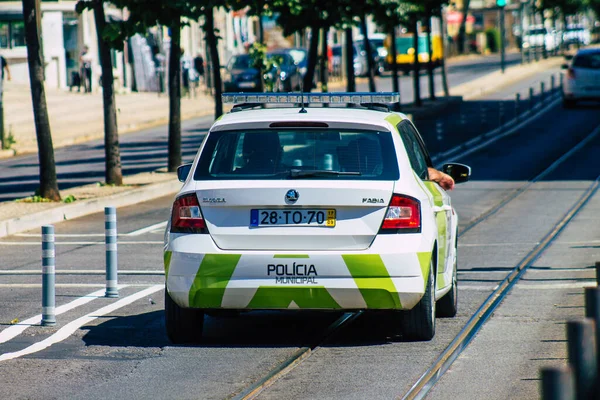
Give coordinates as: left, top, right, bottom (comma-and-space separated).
177, 163, 193, 183
442, 163, 471, 184
561, 63, 569, 70
565, 54, 574, 61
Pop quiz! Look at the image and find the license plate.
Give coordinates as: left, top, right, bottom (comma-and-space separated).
250, 209, 336, 227
239, 82, 256, 88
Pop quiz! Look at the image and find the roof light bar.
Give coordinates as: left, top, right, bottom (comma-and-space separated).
223, 92, 400, 105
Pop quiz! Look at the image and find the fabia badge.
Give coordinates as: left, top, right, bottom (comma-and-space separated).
285, 189, 299, 204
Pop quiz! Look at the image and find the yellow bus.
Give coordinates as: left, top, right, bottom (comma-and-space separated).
385, 34, 443, 73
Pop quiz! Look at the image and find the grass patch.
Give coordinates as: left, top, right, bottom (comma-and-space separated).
15, 194, 77, 204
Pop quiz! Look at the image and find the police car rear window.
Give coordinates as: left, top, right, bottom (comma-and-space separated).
193, 129, 399, 181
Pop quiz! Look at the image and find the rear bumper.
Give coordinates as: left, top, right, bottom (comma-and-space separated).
563, 83, 600, 100
164, 235, 433, 311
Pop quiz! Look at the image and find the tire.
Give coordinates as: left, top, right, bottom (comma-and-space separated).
562, 98, 577, 108
437, 239, 458, 318
401, 259, 436, 341
165, 288, 205, 344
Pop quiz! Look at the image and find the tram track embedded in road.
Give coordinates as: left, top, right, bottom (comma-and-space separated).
231, 121, 600, 399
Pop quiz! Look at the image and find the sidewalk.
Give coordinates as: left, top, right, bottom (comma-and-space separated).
1, 82, 215, 156
0, 53, 565, 238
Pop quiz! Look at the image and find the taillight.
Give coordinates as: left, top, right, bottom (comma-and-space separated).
380, 194, 421, 233
567, 68, 576, 79
170, 193, 207, 234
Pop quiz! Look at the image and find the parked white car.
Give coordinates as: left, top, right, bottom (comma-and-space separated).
562, 48, 600, 107
563, 25, 591, 47
523, 26, 558, 52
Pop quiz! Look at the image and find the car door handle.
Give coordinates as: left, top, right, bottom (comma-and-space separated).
433, 205, 452, 213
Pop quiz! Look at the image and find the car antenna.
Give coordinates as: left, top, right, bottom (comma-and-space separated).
299, 79, 307, 113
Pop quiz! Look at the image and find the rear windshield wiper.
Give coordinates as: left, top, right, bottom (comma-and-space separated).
288, 169, 362, 178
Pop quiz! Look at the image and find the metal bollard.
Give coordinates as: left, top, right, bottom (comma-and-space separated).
541, 366, 575, 400
585, 286, 600, 390
436, 121, 443, 141
529, 87, 535, 110
540, 82, 545, 103
498, 102, 505, 127
567, 319, 597, 400
596, 261, 600, 286
551, 75, 556, 92
560, 73, 564, 90
105, 207, 119, 298
41, 225, 56, 326
515, 94, 521, 121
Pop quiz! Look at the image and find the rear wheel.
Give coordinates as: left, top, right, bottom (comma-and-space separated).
401, 259, 436, 341
165, 288, 205, 344
437, 241, 458, 318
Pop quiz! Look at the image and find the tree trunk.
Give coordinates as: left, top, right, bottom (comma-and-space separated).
320, 26, 329, 93
389, 26, 400, 111
303, 25, 320, 92
426, 8, 435, 101
360, 13, 376, 92
94, 0, 122, 185
345, 28, 355, 92
457, 0, 471, 54
205, 7, 223, 118
168, 16, 181, 172
22, 0, 60, 200
439, 10, 450, 96
258, 16, 265, 44
412, 17, 422, 107
562, 13, 568, 54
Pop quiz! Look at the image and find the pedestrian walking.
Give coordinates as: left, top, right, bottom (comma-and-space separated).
0, 52, 11, 148
181, 48, 193, 96
193, 53, 205, 86
0, 53, 11, 97
80, 45, 93, 93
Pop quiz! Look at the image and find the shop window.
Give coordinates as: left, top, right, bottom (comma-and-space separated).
11, 21, 25, 47
0, 23, 9, 49
0, 21, 26, 49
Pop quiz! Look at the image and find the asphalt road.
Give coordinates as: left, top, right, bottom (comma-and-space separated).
0, 52, 528, 202
1, 82, 599, 398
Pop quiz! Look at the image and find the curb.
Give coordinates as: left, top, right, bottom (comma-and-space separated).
0, 178, 181, 238
0, 149, 16, 159
446, 56, 564, 101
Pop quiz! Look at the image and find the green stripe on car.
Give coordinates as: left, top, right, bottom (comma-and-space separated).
189, 254, 241, 308
342, 254, 402, 309
163, 251, 172, 279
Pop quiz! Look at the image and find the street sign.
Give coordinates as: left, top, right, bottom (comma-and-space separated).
497, 0, 507, 6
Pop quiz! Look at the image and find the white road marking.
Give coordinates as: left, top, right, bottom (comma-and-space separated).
0, 285, 163, 362
0, 283, 156, 288
0, 241, 162, 246
515, 282, 597, 290
126, 221, 168, 236
459, 267, 593, 274
0, 288, 108, 344
0, 270, 164, 275
15, 233, 106, 238
460, 282, 597, 291
460, 240, 600, 247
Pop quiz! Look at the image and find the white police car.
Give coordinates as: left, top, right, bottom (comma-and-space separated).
164, 93, 471, 343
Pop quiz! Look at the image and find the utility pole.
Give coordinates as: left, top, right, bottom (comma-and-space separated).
497, 0, 506, 73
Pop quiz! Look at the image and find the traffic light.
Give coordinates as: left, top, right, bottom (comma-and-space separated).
497, 0, 507, 6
